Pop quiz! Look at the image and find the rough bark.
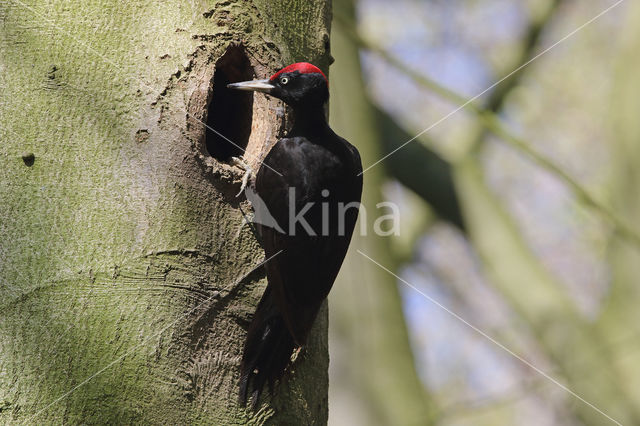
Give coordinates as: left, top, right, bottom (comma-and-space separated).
0, 0, 331, 424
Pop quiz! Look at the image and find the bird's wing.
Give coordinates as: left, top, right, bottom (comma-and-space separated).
254, 137, 361, 343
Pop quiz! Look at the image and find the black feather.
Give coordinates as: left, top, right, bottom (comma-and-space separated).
239, 288, 295, 408
233, 69, 362, 407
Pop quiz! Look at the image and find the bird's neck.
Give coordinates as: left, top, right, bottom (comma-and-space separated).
289, 103, 329, 135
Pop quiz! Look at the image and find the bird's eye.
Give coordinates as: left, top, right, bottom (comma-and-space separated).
280, 76, 289, 85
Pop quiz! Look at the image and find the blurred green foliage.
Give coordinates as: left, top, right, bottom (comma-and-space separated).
329, 0, 640, 425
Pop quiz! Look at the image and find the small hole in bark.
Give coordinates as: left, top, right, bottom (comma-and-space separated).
206, 45, 253, 162
22, 153, 35, 167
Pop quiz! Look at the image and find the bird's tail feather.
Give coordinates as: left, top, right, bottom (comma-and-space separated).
239, 288, 295, 407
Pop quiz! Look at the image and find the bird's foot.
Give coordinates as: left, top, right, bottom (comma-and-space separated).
231, 156, 253, 198
291, 346, 304, 362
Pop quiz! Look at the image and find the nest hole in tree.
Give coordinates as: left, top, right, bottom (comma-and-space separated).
205, 46, 254, 162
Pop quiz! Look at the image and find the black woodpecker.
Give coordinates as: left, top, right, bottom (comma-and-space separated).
228, 62, 363, 406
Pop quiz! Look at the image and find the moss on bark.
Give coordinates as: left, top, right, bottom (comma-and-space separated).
0, 0, 331, 424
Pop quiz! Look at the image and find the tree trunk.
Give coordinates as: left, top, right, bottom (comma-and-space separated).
328, 1, 434, 425
0, 1, 331, 424
597, 1, 640, 422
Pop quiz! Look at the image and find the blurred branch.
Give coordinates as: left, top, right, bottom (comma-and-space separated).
328, 0, 436, 423
484, 0, 563, 113
334, 10, 640, 249
334, 2, 640, 422
436, 381, 543, 421
479, 113, 640, 248
375, 107, 466, 231
455, 158, 640, 425
336, 0, 564, 231
470, 0, 562, 154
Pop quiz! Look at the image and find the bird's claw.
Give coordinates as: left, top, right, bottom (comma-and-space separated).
231, 156, 253, 198
291, 346, 303, 362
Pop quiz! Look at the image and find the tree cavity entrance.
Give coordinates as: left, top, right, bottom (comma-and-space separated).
206, 46, 254, 162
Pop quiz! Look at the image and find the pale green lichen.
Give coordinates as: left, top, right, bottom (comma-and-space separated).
1, 0, 331, 424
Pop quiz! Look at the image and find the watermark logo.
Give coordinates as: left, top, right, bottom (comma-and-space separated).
243, 187, 400, 237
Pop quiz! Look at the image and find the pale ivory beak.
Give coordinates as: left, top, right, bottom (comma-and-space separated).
227, 79, 274, 93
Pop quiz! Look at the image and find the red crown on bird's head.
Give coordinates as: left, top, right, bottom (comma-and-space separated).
269, 62, 328, 85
